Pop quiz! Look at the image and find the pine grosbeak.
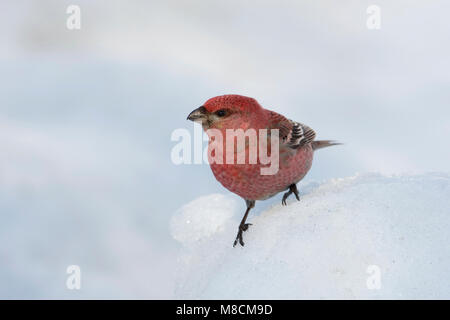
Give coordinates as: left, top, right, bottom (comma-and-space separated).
187, 95, 339, 247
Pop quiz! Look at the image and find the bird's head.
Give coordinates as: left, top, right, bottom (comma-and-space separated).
187, 95, 264, 130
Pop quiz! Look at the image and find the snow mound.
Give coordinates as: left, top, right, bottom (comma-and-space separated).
170, 173, 450, 299
171, 194, 239, 244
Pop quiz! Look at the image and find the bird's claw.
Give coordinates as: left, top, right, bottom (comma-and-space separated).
281, 184, 300, 206
241, 223, 252, 231
233, 223, 252, 247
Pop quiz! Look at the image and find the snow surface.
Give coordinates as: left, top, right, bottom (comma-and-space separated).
171, 173, 450, 299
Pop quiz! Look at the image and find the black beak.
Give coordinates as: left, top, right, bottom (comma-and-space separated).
187, 106, 207, 121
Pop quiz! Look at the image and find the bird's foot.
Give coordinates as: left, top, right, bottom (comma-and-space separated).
233, 223, 252, 247
281, 192, 291, 206
281, 184, 300, 206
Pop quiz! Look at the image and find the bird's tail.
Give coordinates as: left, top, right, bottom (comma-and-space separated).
312, 140, 342, 151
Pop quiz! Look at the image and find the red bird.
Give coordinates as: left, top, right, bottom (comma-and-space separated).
187, 95, 339, 247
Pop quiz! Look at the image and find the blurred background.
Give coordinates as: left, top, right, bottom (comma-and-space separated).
0, 0, 449, 298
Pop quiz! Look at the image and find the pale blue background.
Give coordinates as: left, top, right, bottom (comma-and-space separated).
0, 0, 449, 298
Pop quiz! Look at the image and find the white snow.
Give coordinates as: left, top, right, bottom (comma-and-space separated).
171, 173, 450, 299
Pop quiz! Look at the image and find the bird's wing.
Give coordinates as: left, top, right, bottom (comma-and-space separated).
267, 111, 316, 149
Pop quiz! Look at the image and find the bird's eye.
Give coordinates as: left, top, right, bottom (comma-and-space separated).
215, 109, 228, 117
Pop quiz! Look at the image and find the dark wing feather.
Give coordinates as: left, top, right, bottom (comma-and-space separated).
267, 111, 316, 149
287, 121, 316, 149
